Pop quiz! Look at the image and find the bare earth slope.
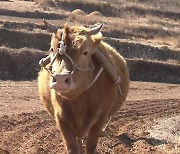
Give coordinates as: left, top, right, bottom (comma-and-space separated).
0, 0, 180, 153
0, 81, 180, 154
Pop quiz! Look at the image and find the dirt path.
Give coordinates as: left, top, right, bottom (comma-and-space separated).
0, 80, 43, 117
0, 80, 180, 153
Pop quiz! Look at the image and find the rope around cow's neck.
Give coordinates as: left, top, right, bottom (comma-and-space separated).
39, 52, 123, 96
39, 31, 123, 96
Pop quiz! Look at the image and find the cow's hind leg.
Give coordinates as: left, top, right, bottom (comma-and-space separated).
86, 116, 107, 154
55, 115, 81, 154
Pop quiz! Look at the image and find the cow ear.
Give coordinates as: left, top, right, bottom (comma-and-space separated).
92, 32, 103, 47
50, 29, 63, 53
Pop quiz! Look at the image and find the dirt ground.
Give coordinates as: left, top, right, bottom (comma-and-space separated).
0, 81, 180, 154
0, 0, 180, 153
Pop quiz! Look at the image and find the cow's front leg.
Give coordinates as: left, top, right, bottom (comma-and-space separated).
76, 112, 100, 138
55, 114, 81, 154
86, 116, 107, 154
78, 137, 84, 154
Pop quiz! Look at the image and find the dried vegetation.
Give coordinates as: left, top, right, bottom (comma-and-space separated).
0, 0, 179, 82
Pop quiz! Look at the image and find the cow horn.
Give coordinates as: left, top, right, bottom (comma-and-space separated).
83, 23, 103, 35
89, 23, 103, 35
43, 18, 58, 33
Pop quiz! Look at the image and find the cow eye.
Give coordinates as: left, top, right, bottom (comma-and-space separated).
83, 51, 88, 56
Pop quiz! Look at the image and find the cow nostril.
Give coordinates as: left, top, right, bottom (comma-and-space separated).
53, 77, 56, 82
64, 78, 70, 84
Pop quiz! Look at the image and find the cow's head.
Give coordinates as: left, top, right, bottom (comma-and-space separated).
44, 20, 103, 100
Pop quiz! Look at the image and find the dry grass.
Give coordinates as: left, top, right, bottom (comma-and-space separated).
166, 59, 180, 65
60, 0, 180, 52
138, 0, 180, 12
70, 14, 180, 52
71, 9, 86, 16
0, 46, 45, 80
1, 0, 179, 65
149, 36, 180, 50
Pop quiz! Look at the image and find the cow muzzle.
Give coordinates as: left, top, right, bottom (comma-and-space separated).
50, 72, 75, 94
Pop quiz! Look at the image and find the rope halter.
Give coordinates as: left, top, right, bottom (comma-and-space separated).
40, 21, 123, 95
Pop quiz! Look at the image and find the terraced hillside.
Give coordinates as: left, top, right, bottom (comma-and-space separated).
0, 0, 179, 82
0, 0, 180, 153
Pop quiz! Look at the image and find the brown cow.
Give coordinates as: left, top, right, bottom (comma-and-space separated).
38, 20, 130, 154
